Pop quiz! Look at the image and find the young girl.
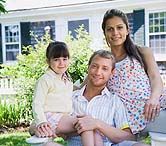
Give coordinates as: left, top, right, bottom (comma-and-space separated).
29, 41, 103, 146
101, 9, 166, 134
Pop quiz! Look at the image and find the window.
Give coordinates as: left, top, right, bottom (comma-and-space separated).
68, 19, 89, 38
4, 24, 20, 62
149, 12, 166, 55
30, 21, 55, 45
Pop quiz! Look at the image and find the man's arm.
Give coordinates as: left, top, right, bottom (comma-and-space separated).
96, 119, 136, 143
74, 116, 135, 144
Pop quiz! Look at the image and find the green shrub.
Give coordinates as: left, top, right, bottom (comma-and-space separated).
65, 25, 93, 82
0, 99, 24, 127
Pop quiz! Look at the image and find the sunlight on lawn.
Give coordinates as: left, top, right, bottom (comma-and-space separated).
0, 131, 67, 146
0, 131, 29, 146
0, 131, 150, 146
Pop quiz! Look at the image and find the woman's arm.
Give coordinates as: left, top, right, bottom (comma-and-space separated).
139, 47, 163, 122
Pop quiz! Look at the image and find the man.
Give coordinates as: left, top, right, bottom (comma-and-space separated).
66, 50, 149, 146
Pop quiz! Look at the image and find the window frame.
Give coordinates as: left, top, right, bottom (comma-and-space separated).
2, 23, 21, 64
145, 9, 166, 61
67, 17, 90, 38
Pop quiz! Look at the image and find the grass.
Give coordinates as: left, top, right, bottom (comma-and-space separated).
0, 131, 66, 146
0, 131, 150, 146
0, 131, 29, 146
141, 136, 151, 144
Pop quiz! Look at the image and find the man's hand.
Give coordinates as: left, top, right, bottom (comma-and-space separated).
35, 122, 56, 138
74, 115, 98, 134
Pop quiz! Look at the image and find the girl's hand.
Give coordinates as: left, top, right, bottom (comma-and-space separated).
35, 122, 56, 138
74, 115, 98, 134
144, 97, 160, 122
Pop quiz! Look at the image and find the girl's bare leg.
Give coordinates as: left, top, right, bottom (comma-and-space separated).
81, 131, 95, 146
94, 131, 103, 146
56, 115, 76, 134
57, 115, 95, 146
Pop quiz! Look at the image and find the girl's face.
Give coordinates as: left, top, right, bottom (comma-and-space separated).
47, 57, 69, 75
104, 16, 129, 48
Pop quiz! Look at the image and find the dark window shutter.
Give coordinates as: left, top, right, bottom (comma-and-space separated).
133, 9, 145, 33
20, 22, 30, 54
133, 9, 145, 45
0, 23, 2, 64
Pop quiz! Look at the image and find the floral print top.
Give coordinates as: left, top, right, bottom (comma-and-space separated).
107, 56, 166, 134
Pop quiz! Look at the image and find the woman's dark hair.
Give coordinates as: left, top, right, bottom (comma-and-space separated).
102, 9, 146, 69
46, 41, 70, 60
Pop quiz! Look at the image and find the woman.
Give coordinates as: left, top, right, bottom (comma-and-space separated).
102, 9, 166, 134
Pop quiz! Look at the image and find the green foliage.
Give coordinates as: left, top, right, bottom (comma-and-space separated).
55, 137, 67, 146
0, 99, 24, 127
0, 0, 8, 14
141, 136, 151, 145
0, 27, 93, 126
66, 25, 93, 82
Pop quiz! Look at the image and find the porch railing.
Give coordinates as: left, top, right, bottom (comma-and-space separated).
0, 78, 17, 95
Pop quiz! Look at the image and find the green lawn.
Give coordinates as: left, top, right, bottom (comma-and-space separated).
0, 131, 29, 146
0, 131, 66, 146
0, 131, 150, 146
141, 136, 151, 145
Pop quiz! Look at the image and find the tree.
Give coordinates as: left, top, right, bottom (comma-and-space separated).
0, 0, 7, 14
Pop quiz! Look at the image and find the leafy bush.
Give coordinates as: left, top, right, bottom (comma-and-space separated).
0, 27, 93, 126
0, 99, 25, 127
65, 25, 93, 82
0, 0, 8, 14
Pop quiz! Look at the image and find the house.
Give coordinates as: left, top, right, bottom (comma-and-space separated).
0, 0, 166, 70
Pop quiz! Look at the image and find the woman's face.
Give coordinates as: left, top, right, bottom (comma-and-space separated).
104, 16, 129, 48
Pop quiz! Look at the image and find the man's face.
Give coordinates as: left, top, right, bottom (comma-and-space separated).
88, 55, 113, 87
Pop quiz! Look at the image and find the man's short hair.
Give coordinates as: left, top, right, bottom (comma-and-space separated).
88, 50, 115, 70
